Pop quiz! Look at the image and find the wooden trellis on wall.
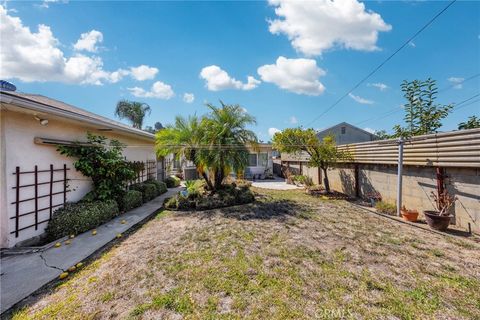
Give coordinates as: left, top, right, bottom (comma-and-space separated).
11, 164, 70, 238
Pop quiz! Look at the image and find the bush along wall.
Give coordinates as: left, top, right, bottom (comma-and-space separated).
130, 182, 158, 202
46, 200, 118, 241
118, 190, 143, 212
165, 176, 181, 188
145, 179, 167, 195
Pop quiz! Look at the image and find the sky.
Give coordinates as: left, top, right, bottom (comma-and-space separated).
1, 0, 479, 142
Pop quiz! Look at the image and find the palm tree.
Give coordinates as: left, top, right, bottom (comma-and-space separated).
198, 102, 258, 190
155, 115, 214, 190
115, 100, 151, 129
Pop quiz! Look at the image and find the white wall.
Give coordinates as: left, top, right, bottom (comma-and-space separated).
1, 109, 156, 248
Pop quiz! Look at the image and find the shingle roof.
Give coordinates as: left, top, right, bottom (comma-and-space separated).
0, 90, 154, 139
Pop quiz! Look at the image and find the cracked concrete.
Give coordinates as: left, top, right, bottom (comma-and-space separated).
0, 187, 181, 314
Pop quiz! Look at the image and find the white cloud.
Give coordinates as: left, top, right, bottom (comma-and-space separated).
38, 0, 62, 9
129, 65, 159, 81
268, 0, 391, 56
349, 93, 374, 105
289, 116, 298, 124
368, 82, 388, 91
73, 30, 103, 52
199, 65, 260, 91
0, 6, 157, 86
183, 93, 195, 103
257, 56, 326, 96
448, 77, 464, 89
128, 81, 174, 99
268, 127, 281, 137
363, 127, 376, 134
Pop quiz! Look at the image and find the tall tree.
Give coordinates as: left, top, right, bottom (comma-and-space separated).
144, 121, 164, 134
115, 99, 151, 129
272, 128, 351, 193
198, 102, 258, 190
393, 78, 453, 138
458, 116, 480, 130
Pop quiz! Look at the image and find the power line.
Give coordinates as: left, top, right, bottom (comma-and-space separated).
306, 0, 457, 127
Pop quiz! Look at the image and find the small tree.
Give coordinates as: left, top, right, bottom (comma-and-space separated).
272, 128, 351, 193
57, 133, 138, 202
393, 78, 453, 138
458, 116, 480, 130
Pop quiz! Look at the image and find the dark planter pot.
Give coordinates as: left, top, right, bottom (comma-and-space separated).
424, 210, 451, 231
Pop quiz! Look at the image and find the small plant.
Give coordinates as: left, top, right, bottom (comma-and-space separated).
375, 201, 397, 216
118, 190, 143, 212
130, 183, 158, 202
430, 190, 457, 216
145, 179, 167, 195
165, 176, 181, 188
185, 179, 204, 197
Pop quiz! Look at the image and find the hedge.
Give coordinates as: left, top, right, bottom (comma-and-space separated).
118, 189, 143, 212
165, 176, 181, 188
45, 200, 118, 241
145, 179, 167, 195
130, 182, 158, 202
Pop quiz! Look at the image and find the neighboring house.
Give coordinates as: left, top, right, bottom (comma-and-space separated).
166, 143, 274, 180
317, 122, 377, 145
0, 89, 160, 248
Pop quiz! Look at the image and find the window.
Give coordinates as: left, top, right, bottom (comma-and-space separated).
248, 154, 257, 167
341, 126, 346, 134
258, 153, 268, 167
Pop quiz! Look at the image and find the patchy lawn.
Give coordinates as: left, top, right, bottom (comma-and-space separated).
11, 188, 480, 320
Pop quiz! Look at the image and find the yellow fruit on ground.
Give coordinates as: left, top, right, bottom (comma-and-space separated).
116, 233, 122, 238
121, 220, 126, 224
54, 242, 61, 248
70, 235, 75, 239
76, 262, 84, 268
68, 266, 76, 272
92, 230, 97, 235
59, 272, 69, 279
65, 240, 71, 245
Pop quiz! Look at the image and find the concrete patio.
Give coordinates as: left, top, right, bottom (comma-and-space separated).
0, 187, 181, 314
251, 176, 302, 190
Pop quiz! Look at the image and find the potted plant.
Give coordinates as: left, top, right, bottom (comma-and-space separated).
401, 205, 419, 222
424, 190, 457, 231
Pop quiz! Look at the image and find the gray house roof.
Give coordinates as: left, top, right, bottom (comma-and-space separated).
316, 122, 377, 138
0, 90, 154, 140
316, 121, 377, 145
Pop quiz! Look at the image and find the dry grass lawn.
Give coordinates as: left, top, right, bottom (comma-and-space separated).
11, 188, 480, 320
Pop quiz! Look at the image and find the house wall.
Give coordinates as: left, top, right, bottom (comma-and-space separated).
317, 124, 376, 145
1, 109, 156, 248
247, 147, 273, 176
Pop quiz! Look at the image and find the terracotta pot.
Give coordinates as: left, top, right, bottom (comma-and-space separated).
424, 210, 451, 231
401, 209, 419, 222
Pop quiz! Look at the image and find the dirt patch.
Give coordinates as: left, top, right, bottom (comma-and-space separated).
11, 189, 480, 320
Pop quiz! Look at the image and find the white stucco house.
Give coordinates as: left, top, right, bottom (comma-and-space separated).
167, 143, 274, 180
0, 88, 159, 248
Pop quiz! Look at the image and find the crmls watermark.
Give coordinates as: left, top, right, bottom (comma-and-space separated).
316, 307, 353, 319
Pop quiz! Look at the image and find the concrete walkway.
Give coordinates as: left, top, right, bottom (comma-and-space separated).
0, 187, 180, 314
251, 177, 303, 190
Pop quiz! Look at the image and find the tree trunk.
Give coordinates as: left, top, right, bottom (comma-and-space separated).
200, 171, 213, 191
322, 167, 330, 193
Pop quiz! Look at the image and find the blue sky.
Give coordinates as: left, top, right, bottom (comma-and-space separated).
1, 0, 479, 141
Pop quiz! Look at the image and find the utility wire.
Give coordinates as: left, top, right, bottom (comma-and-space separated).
305, 0, 457, 127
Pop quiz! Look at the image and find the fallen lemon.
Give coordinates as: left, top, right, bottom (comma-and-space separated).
76, 262, 84, 268
54, 242, 61, 248
65, 240, 71, 245
121, 219, 126, 224
70, 235, 75, 239
116, 233, 122, 238
92, 230, 97, 235
67, 266, 76, 272
59, 272, 69, 279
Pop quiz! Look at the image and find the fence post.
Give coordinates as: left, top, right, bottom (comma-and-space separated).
396, 138, 404, 216
49, 164, 54, 219
15, 166, 20, 238
63, 164, 67, 204
34, 165, 38, 230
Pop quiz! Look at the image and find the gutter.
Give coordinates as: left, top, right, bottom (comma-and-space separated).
0, 92, 155, 141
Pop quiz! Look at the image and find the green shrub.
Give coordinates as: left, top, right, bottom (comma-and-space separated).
165, 184, 254, 211
45, 200, 118, 241
165, 176, 181, 188
145, 179, 167, 195
118, 190, 143, 212
375, 201, 397, 215
130, 183, 158, 202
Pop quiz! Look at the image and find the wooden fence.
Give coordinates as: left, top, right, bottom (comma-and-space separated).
11, 164, 70, 238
